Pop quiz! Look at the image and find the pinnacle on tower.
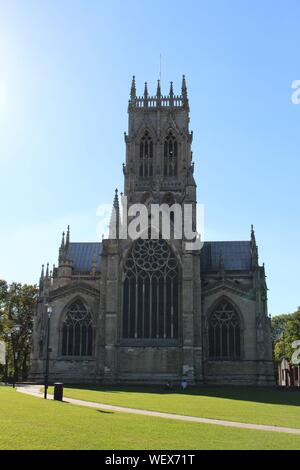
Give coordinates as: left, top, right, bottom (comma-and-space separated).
59, 227, 69, 265
251, 224, 259, 267
39, 264, 45, 291
60, 231, 65, 248
66, 225, 70, 245
169, 81, 174, 98
156, 79, 161, 98
130, 75, 136, 101
109, 189, 120, 239
182, 75, 187, 95
143, 82, 149, 107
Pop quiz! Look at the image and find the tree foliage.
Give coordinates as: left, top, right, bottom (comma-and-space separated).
0, 280, 38, 381
272, 307, 300, 362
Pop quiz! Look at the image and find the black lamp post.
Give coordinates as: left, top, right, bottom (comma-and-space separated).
44, 304, 52, 399
10, 325, 20, 388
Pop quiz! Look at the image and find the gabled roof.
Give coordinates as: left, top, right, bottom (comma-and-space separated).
65, 240, 252, 274
200, 241, 252, 272
66, 242, 102, 273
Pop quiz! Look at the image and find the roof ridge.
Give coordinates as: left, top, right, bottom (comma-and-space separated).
69, 241, 101, 245
204, 240, 250, 243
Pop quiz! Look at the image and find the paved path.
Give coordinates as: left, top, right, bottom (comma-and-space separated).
16, 385, 300, 436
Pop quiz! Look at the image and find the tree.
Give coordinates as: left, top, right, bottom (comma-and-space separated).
272, 307, 300, 362
0, 280, 8, 336
0, 281, 38, 381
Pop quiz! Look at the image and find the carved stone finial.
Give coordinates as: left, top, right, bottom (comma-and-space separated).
130, 75, 136, 101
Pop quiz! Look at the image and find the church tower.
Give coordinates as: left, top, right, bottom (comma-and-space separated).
123, 76, 196, 210
100, 77, 203, 384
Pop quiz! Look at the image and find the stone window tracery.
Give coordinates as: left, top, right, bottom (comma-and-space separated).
208, 300, 241, 359
123, 239, 179, 340
61, 300, 94, 356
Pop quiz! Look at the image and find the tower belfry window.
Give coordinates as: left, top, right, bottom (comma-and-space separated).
164, 132, 178, 177
139, 131, 153, 178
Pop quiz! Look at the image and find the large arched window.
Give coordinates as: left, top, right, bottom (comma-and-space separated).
164, 131, 178, 177
61, 300, 94, 356
139, 131, 153, 178
208, 300, 241, 360
123, 239, 179, 340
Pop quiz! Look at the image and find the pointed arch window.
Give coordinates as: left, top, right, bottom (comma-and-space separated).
123, 239, 179, 340
208, 300, 241, 360
61, 300, 94, 356
164, 131, 178, 177
139, 131, 153, 178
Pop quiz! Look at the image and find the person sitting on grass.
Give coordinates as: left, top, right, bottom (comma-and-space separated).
181, 379, 188, 391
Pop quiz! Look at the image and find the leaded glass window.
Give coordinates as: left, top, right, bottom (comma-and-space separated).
208, 300, 241, 360
123, 239, 179, 340
61, 300, 94, 356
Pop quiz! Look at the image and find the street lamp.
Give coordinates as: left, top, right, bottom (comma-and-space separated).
11, 325, 20, 388
44, 304, 52, 400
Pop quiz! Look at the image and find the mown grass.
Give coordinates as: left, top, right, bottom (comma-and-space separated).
1, 387, 300, 450
47, 384, 300, 429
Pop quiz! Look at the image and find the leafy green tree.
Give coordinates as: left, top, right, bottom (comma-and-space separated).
0, 280, 8, 336
272, 308, 300, 362
0, 281, 38, 381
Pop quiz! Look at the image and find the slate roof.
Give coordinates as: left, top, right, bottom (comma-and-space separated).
65, 240, 252, 274
66, 242, 102, 273
200, 241, 252, 272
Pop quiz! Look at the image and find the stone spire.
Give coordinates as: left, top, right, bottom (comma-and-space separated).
109, 189, 120, 239
60, 231, 65, 249
251, 224, 259, 267
59, 230, 66, 264
143, 82, 149, 107
130, 75, 136, 101
182, 74, 188, 106
66, 225, 70, 246
156, 79, 161, 99
39, 264, 45, 291
45, 262, 49, 279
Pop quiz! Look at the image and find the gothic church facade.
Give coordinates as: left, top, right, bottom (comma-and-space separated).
30, 77, 274, 385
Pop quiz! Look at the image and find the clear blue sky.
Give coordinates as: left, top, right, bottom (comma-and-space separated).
0, 0, 299, 316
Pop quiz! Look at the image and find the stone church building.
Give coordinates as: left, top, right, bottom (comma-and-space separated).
30, 76, 274, 385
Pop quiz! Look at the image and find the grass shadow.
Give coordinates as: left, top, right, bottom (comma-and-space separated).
60, 384, 300, 407
96, 409, 114, 414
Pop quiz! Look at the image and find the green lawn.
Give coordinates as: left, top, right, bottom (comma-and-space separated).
47, 385, 300, 429
1, 387, 300, 450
